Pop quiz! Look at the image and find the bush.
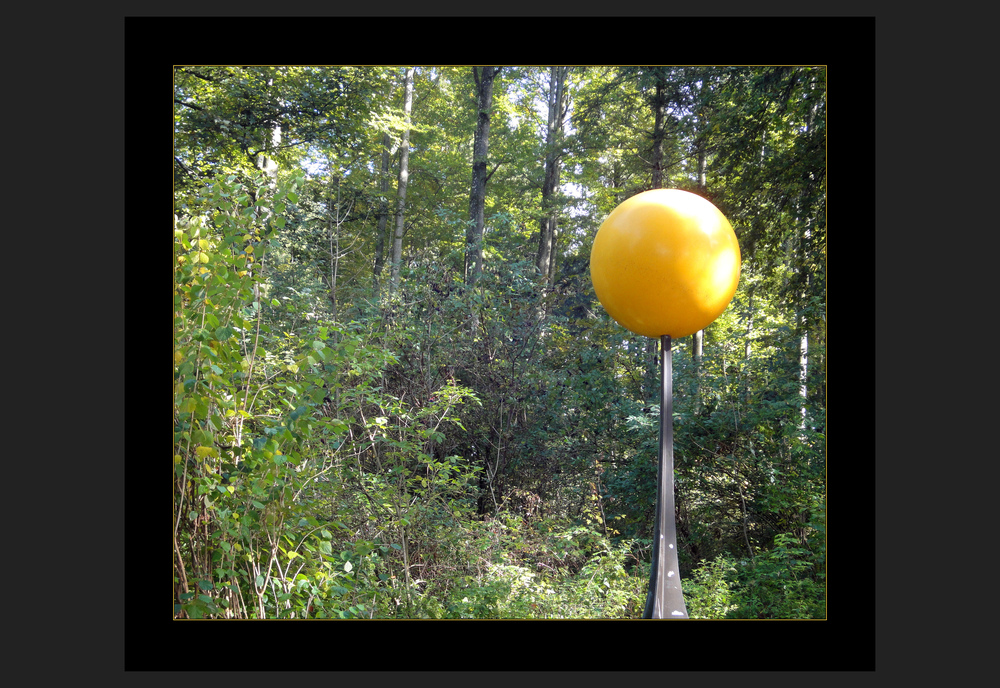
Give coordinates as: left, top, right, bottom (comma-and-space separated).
725, 533, 826, 619
684, 554, 740, 619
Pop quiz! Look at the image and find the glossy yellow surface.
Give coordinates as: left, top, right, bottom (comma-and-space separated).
590, 189, 741, 339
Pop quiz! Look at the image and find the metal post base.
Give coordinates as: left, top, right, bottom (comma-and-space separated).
642, 335, 688, 619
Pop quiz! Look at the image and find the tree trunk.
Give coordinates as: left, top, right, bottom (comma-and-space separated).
536, 66, 568, 286
326, 175, 345, 410
692, 329, 703, 413
691, 133, 708, 413
257, 126, 280, 184
650, 77, 667, 190
797, 213, 813, 432
390, 67, 415, 297
257, 125, 280, 182
796, 77, 821, 431
254, 77, 281, 230
327, 175, 341, 322
256, 77, 281, 187
643, 338, 659, 407
799, 321, 809, 429
742, 291, 754, 413
465, 66, 499, 287
643, 72, 668, 406
372, 132, 392, 296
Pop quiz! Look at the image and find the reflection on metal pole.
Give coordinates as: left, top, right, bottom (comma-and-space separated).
643, 335, 688, 619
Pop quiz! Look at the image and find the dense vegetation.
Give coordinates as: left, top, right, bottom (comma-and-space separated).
173, 66, 826, 619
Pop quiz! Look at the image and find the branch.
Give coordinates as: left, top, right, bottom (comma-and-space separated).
483, 162, 501, 185
174, 98, 205, 111
175, 66, 229, 83
174, 156, 200, 182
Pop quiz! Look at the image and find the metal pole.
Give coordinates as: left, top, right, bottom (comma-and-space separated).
643, 335, 688, 618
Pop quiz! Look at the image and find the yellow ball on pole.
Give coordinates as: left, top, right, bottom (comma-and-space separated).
590, 189, 741, 338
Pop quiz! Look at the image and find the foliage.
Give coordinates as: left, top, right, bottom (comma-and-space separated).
173, 66, 826, 620
684, 554, 740, 619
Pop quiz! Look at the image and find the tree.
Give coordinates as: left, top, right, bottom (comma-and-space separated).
710, 66, 826, 427
371, 133, 393, 296
465, 67, 500, 287
535, 66, 570, 286
390, 67, 415, 297
173, 67, 384, 198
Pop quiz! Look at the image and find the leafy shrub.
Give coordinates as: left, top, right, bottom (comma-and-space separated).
725, 532, 825, 619
683, 554, 740, 619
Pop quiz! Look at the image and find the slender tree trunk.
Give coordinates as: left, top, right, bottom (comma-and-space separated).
651, 77, 667, 190
797, 213, 812, 432
372, 132, 392, 296
465, 66, 499, 287
256, 78, 281, 188
644, 73, 669, 406
326, 175, 345, 410
796, 81, 820, 431
390, 67, 415, 296
692, 328, 704, 413
257, 125, 280, 184
247, 85, 282, 306
257, 125, 280, 182
253, 77, 281, 234
799, 318, 809, 429
536, 66, 568, 285
742, 291, 754, 412
691, 133, 708, 413
327, 175, 341, 322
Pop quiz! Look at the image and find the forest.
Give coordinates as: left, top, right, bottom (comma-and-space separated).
172, 65, 826, 620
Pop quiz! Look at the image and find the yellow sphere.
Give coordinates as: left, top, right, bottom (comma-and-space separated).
590, 189, 741, 339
